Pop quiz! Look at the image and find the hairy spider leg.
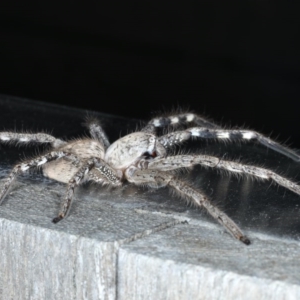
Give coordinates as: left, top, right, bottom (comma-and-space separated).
53, 157, 122, 223
146, 155, 300, 196
158, 127, 300, 162
125, 167, 250, 245
0, 132, 66, 148
141, 112, 220, 133
84, 118, 110, 149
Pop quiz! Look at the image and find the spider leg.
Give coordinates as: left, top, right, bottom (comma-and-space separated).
125, 167, 250, 245
84, 118, 110, 149
0, 132, 66, 148
145, 155, 300, 196
88, 161, 123, 186
52, 158, 122, 223
0, 151, 76, 205
141, 113, 220, 133
158, 127, 300, 162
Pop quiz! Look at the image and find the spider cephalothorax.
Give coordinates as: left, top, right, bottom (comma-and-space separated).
1, 112, 300, 245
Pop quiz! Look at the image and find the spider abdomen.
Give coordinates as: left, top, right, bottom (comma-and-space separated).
43, 139, 105, 183
43, 160, 80, 183
60, 139, 105, 159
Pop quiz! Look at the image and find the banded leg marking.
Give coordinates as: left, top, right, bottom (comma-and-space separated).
158, 127, 300, 161
0, 151, 75, 205
0, 132, 66, 148
142, 113, 219, 133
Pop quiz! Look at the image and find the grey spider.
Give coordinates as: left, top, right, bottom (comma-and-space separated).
0, 112, 300, 245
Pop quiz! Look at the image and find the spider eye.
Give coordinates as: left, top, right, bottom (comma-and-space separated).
143, 151, 157, 159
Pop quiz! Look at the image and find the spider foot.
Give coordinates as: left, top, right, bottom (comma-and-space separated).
240, 236, 251, 245
52, 216, 64, 223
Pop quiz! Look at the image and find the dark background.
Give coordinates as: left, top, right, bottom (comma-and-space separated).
0, 1, 300, 147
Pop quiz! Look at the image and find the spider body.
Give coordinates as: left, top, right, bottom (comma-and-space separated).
1, 112, 300, 245
105, 132, 166, 170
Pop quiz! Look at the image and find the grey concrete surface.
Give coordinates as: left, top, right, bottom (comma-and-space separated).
118, 222, 300, 300
0, 96, 300, 300
0, 176, 181, 300
1, 178, 299, 299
